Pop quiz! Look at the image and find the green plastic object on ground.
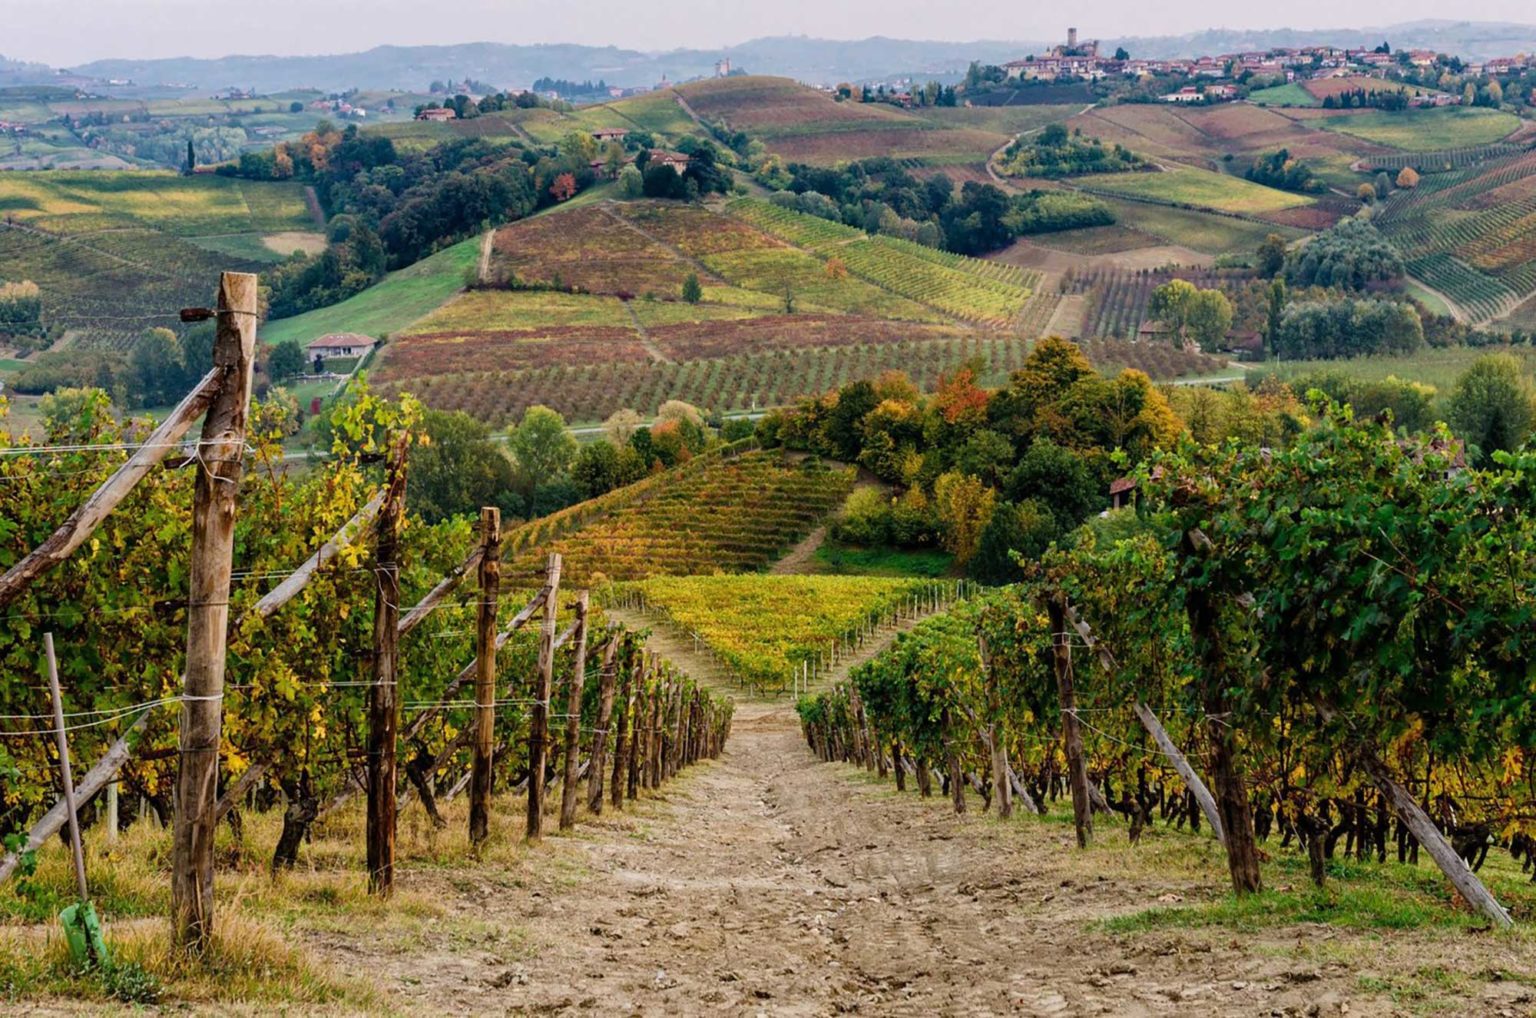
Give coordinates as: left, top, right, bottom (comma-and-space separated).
59, 901, 109, 967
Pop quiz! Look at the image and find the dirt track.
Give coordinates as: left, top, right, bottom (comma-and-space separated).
301, 703, 1536, 1017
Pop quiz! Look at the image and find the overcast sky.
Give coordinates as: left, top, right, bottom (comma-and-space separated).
4, 0, 1535, 66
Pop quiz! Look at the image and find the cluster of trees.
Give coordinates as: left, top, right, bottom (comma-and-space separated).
999, 124, 1147, 178
9, 323, 317, 412
1320, 87, 1411, 110
759, 340, 1191, 582
416, 89, 564, 120
1273, 298, 1424, 360
625, 141, 732, 201
759, 163, 1107, 255
1244, 149, 1324, 194
0, 280, 44, 350
404, 399, 752, 525
232, 125, 600, 318
1147, 279, 1235, 351
1281, 217, 1404, 290
530, 77, 611, 99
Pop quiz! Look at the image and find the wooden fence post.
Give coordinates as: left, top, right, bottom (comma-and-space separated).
171, 271, 256, 953
1045, 593, 1092, 848
559, 592, 591, 831
609, 659, 631, 811
586, 634, 620, 814
365, 433, 409, 896
526, 553, 562, 841
469, 507, 501, 848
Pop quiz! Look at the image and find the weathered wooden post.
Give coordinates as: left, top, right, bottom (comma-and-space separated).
559, 592, 591, 831
365, 431, 409, 896
1045, 593, 1092, 848
172, 271, 256, 951
469, 507, 501, 848
586, 634, 620, 814
526, 553, 562, 841
610, 660, 632, 811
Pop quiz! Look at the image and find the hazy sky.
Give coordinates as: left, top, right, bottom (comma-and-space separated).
4, 0, 1535, 66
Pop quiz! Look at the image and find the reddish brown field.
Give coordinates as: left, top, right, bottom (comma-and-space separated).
490, 205, 704, 295
375, 325, 650, 378
679, 76, 911, 131
610, 202, 780, 257
1301, 76, 1412, 100
649, 314, 965, 360
1259, 205, 1348, 230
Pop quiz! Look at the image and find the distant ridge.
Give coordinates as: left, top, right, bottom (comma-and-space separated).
35, 20, 1536, 93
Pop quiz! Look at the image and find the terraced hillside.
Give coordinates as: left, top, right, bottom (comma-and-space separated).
1374, 149, 1536, 323
503, 448, 855, 586
373, 198, 1052, 423
675, 75, 1075, 169
0, 171, 318, 348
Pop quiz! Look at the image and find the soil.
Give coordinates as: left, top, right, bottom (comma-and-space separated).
299, 702, 1536, 1016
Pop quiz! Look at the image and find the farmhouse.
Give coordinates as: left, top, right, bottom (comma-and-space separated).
415, 107, 456, 122
648, 151, 693, 173
1160, 86, 1205, 104
307, 333, 377, 359
592, 128, 628, 142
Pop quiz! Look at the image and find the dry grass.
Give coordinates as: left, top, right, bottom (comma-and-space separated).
0, 786, 584, 1011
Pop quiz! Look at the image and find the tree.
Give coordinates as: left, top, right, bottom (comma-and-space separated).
1447, 353, 1536, 465
602, 407, 644, 446
1464, 82, 1478, 107
1256, 233, 1287, 278
506, 405, 578, 495
970, 499, 1058, 585
408, 410, 516, 524
933, 471, 996, 564
1357, 182, 1377, 203
1003, 439, 1102, 528
130, 327, 182, 407
617, 164, 644, 199
266, 340, 307, 384
681, 272, 702, 304
1148, 279, 1198, 340
1396, 166, 1420, 189
549, 172, 577, 202
1114, 46, 1130, 61
1374, 171, 1393, 200
1265, 279, 1286, 359
1185, 289, 1234, 350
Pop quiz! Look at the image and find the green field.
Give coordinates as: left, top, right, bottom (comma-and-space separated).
1247, 83, 1320, 107
1255, 346, 1536, 399
1107, 199, 1303, 255
0, 171, 313, 235
260, 237, 480, 347
1072, 166, 1312, 215
1319, 107, 1522, 150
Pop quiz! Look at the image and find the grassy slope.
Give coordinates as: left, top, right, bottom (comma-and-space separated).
1247, 82, 1320, 107
1072, 165, 1311, 215
1256, 346, 1536, 397
1319, 106, 1522, 149
260, 237, 479, 347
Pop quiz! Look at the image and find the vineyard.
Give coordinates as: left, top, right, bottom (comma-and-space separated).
798, 411, 1536, 932
1358, 143, 1526, 174
1374, 149, 1536, 322
500, 450, 855, 587
724, 199, 1036, 325
0, 172, 314, 348
609, 575, 968, 693
1058, 264, 1257, 342
0, 293, 732, 1005
385, 328, 1233, 425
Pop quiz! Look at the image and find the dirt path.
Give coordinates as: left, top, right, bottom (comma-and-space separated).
769, 526, 828, 574
308, 704, 1495, 1016
622, 301, 673, 364
477, 227, 495, 284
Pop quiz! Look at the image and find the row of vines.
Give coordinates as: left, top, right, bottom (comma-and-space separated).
798, 408, 1536, 921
